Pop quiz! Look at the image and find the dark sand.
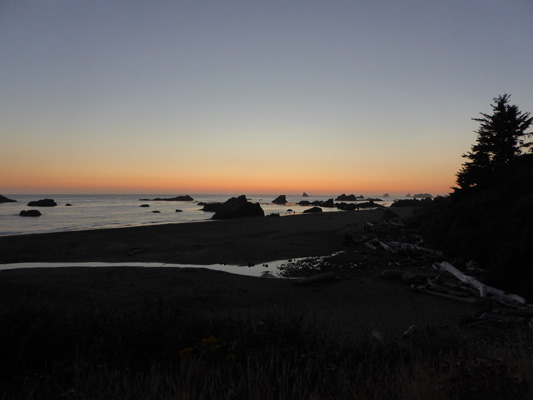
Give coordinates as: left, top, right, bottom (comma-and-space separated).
0, 208, 478, 339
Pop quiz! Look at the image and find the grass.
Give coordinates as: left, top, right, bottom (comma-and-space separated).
1, 297, 533, 399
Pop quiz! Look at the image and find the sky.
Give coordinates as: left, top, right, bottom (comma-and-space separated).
1, 0, 532, 196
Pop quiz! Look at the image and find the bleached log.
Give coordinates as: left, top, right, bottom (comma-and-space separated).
364, 242, 377, 251
435, 261, 488, 297
435, 261, 527, 305
379, 241, 397, 253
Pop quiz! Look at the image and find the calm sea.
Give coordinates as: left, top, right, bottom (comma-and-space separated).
0, 193, 402, 236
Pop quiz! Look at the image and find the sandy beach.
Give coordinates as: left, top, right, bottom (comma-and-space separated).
0, 208, 479, 340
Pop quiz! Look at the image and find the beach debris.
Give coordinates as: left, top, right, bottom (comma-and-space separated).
127, 248, 145, 256
294, 272, 340, 286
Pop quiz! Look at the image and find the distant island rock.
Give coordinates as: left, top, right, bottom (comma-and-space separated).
405, 193, 412, 197
20, 210, 41, 217
140, 195, 194, 202
272, 195, 287, 205
302, 192, 309, 197
413, 193, 433, 199
27, 199, 57, 207
0, 195, 16, 203
212, 195, 264, 220
383, 193, 390, 198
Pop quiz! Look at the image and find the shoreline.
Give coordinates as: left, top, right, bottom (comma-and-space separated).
0, 208, 415, 266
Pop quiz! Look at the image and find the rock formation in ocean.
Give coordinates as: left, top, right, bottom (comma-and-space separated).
147, 195, 194, 201
413, 193, 433, 199
0, 195, 16, 203
302, 192, 309, 197
303, 206, 322, 213
212, 195, 264, 219
27, 199, 57, 207
20, 210, 41, 217
272, 195, 287, 205
335, 194, 357, 201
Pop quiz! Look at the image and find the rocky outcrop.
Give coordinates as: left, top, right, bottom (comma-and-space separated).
140, 204, 150, 207
413, 193, 433, 199
0, 195, 16, 203
27, 199, 57, 207
212, 195, 264, 219
303, 206, 322, 213
272, 195, 287, 205
147, 195, 194, 201
298, 200, 311, 206
335, 194, 357, 201
201, 203, 224, 212
322, 199, 335, 208
302, 192, 309, 197
20, 210, 41, 217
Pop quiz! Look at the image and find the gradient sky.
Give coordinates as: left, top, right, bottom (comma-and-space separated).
1, 0, 532, 195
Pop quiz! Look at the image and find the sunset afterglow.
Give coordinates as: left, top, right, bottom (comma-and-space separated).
1, 1, 532, 196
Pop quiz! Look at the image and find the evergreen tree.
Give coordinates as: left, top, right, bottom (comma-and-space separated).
456, 94, 532, 190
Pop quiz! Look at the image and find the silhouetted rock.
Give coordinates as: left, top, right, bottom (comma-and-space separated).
175, 209, 182, 212
303, 207, 322, 213
20, 210, 41, 217
382, 209, 399, 221
391, 198, 433, 207
149, 195, 194, 201
298, 200, 311, 206
405, 193, 412, 197
357, 201, 384, 209
302, 192, 309, 197
202, 203, 224, 212
413, 193, 433, 199
65, 203, 72, 206
140, 204, 150, 207
383, 193, 390, 198
322, 199, 335, 208
27, 199, 57, 207
336, 202, 359, 211
0, 195, 16, 203
335, 194, 357, 201
212, 195, 264, 219
272, 195, 287, 205
152, 210, 161, 213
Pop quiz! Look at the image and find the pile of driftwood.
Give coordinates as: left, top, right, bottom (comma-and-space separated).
367, 214, 533, 329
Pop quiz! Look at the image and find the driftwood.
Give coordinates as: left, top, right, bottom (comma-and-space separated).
435, 261, 526, 304
294, 272, 339, 286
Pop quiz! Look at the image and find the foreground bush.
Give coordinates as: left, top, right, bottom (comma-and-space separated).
1, 299, 533, 399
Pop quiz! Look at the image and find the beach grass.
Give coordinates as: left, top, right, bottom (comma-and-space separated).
2, 296, 532, 399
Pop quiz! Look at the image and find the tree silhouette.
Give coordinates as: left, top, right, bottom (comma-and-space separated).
456, 94, 532, 190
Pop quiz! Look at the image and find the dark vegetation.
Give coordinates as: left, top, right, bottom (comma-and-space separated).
1, 296, 533, 399
410, 95, 533, 299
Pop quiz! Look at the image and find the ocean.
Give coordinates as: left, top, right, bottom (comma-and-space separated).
0, 193, 402, 237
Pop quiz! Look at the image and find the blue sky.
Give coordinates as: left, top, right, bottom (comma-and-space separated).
1, 0, 532, 194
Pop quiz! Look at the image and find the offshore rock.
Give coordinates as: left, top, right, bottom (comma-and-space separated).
20, 210, 41, 217
149, 195, 194, 201
0, 195, 16, 203
302, 192, 309, 197
212, 195, 264, 219
202, 203, 224, 212
322, 199, 335, 208
272, 195, 287, 205
27, 199, 57, 207
303, 206, 322, 213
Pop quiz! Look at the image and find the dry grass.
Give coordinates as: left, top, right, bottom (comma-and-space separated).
1, 298, 532, 399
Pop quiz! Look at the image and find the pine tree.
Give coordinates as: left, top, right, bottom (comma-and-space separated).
456, 94, 532, 190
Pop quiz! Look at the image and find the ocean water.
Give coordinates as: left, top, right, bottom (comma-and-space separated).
0, 193, 402, 236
